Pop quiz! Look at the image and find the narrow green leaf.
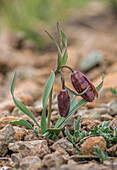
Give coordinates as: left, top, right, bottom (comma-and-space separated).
96, 74, 104, 92
43, 71, 55, 108
74, 117, 81, 138
110, 88, 117, 97
62, 49, 68, 65
45, 30, 62, 68
56, 75, 104, 128
59, 36, 63, 52
9, 119, 33, 130
57, 23, 68, 65
65, 127, 75, 144
61, 30, 68, 65
54, 117, 64, 128
81, 131, 86, 139
11, 71, 40, 128
44, 127, 62, 133
103, 121, 110, 127
11, 70, 16, 95
57, 23, 63, 52
94, 145, 109, 163
61, 30, 67, 47
76, 146, 82, 154
52, 135, 58, 141
41, 108, 47, 134
69, 95, 78, 110
73, 137, 76, 144
65, 86, 90, 96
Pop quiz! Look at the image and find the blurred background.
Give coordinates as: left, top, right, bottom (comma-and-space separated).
0, 0, 117, 109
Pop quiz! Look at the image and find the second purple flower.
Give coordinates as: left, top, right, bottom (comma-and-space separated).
71, 71, 98, 102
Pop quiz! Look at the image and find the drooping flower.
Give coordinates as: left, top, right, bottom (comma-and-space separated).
57, 89, 70, 117
71, 71, 98, 102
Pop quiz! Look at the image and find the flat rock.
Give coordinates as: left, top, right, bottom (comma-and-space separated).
8, 140, 50, 158
109, 118, 117, 130
0, 99, 15, 113
60, 161, 111, 170
81, 136, 106, 155
99, 100, 117, 115
11, 153, 23, 168
13, 126, 26, 141
0, 125, 16, 156
0, 116, 19, 129
42, 152, 63, 169
108, 100, 117, 115
55, 147, 70, 163
50, 138, 74, 154
100, 114, 113, 121
78, 108, 110, 119
23, 130, 39, 141
79, 51, 103, 72
71, 154, 99, 162
106, 144, 117, 157
20, 156, 42, 170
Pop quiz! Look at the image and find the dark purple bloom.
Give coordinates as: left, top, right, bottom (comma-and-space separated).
71, 71, 98, 102
57, 90, 70, 117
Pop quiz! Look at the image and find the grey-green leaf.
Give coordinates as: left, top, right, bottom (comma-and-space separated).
61, 30, 68, 65
57, 23, 63, 52
42, 71, 55, 108
44, 128, 62, 133
45, 30, 62, 68
41, 108, 47, 134
65, 127, 73, 141
57, 23, 68, 65
62, 49, 68, 65
11, 71, 40, 128
9, 119, 33, 130
65, 86, 90, 96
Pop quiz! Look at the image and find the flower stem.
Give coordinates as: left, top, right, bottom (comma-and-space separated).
47, 87, 53, 128
58, 70, 65, 89
60, 65, 75, 73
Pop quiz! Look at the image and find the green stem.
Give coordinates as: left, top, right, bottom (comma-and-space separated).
47, 88, 53, 128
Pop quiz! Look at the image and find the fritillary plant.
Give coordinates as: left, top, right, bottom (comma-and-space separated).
10, 23, 104, 140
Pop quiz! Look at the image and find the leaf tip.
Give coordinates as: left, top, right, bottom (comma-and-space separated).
102, 74, 104, 81
44, 29, 47, 33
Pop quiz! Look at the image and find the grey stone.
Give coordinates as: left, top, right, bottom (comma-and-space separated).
99, 100, 117, 116
50, 138, 74, 154
79, 51, 103, 72
11, 107, 25, 117
108, 100, 117, 115
8, 140, 50, 158
0, 166, 10, 170
0, 125, 16, 156
78, 108, 111, 119
60, 161, 109, 170
11, 153, 23, 168
42, 152, 63, 168
106, 144, 117, 157
109, 118, 117, 130
100, 114, 113, 121
113, 159, 117, 166
20, 156, 42, 170
55, 147, 70, 163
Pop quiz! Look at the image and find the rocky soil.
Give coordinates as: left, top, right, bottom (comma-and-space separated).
0, 4, 117, 170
